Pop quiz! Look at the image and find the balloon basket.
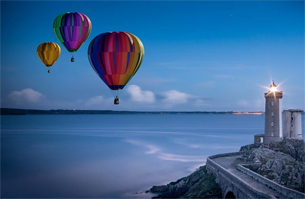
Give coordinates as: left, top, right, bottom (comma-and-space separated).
114, 97, 119, 105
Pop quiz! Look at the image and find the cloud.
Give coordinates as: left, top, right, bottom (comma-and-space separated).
85, 96, 104, 107
126, 85, 155, 103
161, 90, 192, 104
156, 90, 210, 109
8, 88, 44, 104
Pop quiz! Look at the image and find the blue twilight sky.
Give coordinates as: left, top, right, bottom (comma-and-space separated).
1, 1, 304, 111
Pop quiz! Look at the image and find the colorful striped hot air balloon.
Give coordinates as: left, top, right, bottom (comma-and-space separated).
53, 12, 92, 62
88, 31, 145, 105
37, 42, 61, 73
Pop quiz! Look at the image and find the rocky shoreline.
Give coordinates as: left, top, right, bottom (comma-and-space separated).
149, 165, 222, 199
148, 139, 305, 198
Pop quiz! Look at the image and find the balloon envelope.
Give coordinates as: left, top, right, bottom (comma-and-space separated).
88, 31, 144, 90
37, 42, 61, 67
53, 12, 92, 52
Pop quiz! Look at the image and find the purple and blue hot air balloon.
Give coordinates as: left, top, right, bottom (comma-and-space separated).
88, 31, 145, 105
53, 12, 92, 62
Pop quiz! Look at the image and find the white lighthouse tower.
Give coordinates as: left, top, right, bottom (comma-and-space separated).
264, 81, 283, 144
283, 109, 303, 139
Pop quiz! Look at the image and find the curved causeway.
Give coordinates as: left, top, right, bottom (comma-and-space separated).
206, 152, 304, 199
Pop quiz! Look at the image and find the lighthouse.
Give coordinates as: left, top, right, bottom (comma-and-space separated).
264, 81, 283, 144
283, 109, 303, 139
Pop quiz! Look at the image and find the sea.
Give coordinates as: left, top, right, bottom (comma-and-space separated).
1, 113, 304, 198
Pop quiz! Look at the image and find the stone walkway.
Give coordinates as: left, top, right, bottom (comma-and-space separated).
212, 155, 287, 199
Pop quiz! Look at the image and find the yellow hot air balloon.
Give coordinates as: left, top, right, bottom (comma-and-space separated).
37, 42, 61, 73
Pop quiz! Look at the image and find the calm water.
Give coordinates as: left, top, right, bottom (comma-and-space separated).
1, 114, 303, 198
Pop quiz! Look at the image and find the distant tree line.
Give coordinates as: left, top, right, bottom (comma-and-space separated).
0, 108, 264, 115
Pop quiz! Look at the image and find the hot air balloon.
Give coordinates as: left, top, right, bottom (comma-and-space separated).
37, 42, 61, 73
88, 31, 144, 105
53, 12, 92, 62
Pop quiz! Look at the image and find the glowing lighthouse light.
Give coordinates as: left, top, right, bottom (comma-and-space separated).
270, 82, 278, 92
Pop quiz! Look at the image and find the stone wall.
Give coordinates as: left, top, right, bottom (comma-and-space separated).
206, 156, 276, 199
208, 152, 244, 159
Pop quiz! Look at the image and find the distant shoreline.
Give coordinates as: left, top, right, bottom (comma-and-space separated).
0, 108, 264, 115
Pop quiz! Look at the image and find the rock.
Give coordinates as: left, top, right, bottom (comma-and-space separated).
181, 171, 222, 199
269, 138, 305, 162
239, 143, 259, 152
149, 165, 222, 198
239, 139, 305, 193
150, 185, 168, 193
